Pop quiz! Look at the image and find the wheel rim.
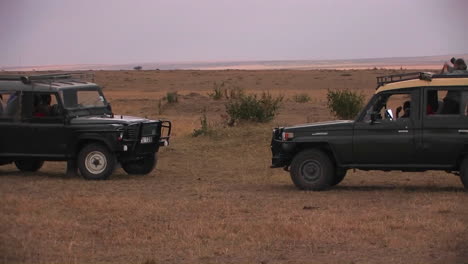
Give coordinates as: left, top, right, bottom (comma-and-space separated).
300, 160, 322, 183
85, 151, 107, 175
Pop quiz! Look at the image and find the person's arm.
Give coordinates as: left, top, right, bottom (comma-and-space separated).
396, 106, 402, 118
441, 62, 455, 74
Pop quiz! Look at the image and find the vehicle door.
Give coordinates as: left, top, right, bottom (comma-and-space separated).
22, 91, 68, 158
353, 89, 419, 165
0, 91, 31, 157
418, 86, 468, 167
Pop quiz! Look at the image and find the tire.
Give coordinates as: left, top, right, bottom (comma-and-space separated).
331, 168, 347, 186
459, 157, 468, 189
122, 154, 157, 175
14, 159, 44, 172
290, 149, 335, 191
77, 143, 115, 180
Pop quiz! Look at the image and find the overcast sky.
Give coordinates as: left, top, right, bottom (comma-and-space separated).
1, 0, 467, 67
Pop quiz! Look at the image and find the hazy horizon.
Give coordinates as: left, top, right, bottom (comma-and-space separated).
1, 0, 467, 68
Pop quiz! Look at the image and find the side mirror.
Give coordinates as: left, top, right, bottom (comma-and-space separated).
385, 109, 394, 120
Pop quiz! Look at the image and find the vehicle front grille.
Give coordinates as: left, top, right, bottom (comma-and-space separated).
125, 124, 139, 140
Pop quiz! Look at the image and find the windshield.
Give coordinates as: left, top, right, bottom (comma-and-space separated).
60, 87, 108, 109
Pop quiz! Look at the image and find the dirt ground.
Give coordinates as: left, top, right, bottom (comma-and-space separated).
1, 69, 467, 264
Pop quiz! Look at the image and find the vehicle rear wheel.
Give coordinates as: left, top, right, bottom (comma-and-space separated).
78, 143, 115, 180
14, 159, 44, 172
290, 149, 334, 191
459, 157, 468, 189
122, 154, 157, 175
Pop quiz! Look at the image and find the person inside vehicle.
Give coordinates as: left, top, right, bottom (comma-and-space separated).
0, 94, 4, 115
440, 91, 460, 115
396, 101, 411, 118
426, 91, 437, 115
5, 91, 20, 117
441, 57, 468, 74
33, 94, 52, 117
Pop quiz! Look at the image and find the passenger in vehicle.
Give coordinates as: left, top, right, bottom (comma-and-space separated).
426, 91, 438, 115
396, 101, 410, 118
440, 91, 460, 114
5, 92, 20, 116
33, 94, 52, 117
0, 94, 4, 115
441, 58, 468, 74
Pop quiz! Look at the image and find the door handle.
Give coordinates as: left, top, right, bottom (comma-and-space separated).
398, 130, 409, 133
458, 129, 468, 134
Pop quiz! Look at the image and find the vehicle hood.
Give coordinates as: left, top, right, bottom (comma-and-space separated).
284, 120, 354, 132
70, 115, 152, 125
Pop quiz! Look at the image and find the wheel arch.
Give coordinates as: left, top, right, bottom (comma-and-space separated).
73, 135, 115, 158
294, 142, 341, 168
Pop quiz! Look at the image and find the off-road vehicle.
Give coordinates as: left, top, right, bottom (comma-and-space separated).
0, 73, 171, 180
271, 72, 468, 190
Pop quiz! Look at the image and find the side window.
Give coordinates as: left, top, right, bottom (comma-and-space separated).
361, 92, 412, 122
0, 91, 21, 120
426, 89, 461, 116
30, 92, 61, 118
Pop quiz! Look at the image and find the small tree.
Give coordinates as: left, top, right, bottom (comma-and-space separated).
133, 66, 142, 70
326, 89, 365, 120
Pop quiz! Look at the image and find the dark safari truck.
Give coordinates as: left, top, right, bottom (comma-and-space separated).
271, 72, 468, 190
0, 73, 171, 180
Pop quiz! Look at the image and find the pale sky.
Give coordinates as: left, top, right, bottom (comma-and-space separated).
1, 0, 467, 67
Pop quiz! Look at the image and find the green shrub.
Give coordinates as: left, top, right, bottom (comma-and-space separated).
326, 89, 365, 120
224, 86, 244, 100
192, 111, 211, 137
225, 92, 283, 124
165, 92, 178, 103
208, 82, 244, 100
208, 82, 224, 100
293, 93, 311, 103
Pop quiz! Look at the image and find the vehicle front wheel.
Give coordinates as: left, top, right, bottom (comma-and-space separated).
122, 154, 157, 175
290, 149, 334, 191
77, 143, 115, 180
331, 168, 347, 186
15, 159, 44, 172
459, 157, 468, 190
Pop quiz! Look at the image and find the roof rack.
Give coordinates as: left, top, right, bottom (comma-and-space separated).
376, 72, 433, 88
0, 72, 94, 84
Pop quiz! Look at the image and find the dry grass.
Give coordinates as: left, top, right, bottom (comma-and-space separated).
0, 69, 467, 264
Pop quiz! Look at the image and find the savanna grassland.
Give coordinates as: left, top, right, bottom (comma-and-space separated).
1, 69, 467, 264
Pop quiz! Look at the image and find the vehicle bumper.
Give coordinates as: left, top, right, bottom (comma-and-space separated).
270, 128, 294, 168
118, 120, 171, 162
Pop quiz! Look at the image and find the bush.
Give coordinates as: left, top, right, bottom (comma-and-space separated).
192, 111, 211, 137
208, 82, 224, 100
224, 86, 244, 100
165, 92, 178, 103
326, 89, 365, 120
133, 66, 142, 70
208, 82, 244, 100
225, 92, 283, 124
293, 93, 311, 103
